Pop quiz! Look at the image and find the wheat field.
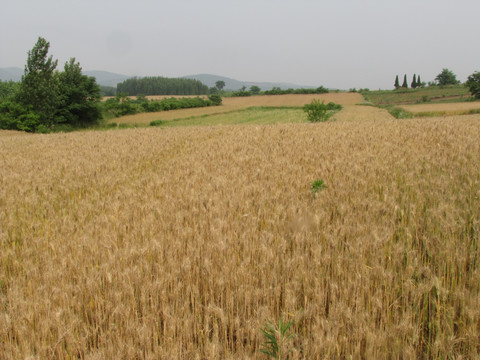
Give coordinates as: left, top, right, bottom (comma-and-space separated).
401, 102, 480, 115
1, 105, 480, 358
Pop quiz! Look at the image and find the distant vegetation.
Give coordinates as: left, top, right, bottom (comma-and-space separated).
362, 85, 471, 106
103, 93, 222, 118
117, 76, 209, 96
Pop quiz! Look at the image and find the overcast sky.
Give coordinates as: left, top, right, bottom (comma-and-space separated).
1, 0, 479, 89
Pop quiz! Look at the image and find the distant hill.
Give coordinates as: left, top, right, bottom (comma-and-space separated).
82, 71, 129, 87
0, 67, 129, 87
182, 74, 314, 91
1, 67, 315, 91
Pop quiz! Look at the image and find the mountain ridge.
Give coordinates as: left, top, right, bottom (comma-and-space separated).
0, 67, 315, 90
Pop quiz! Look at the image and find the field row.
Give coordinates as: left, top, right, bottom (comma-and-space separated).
112, 93, 363, 125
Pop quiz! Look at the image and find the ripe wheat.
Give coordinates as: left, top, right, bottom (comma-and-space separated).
1, 112, 479, 358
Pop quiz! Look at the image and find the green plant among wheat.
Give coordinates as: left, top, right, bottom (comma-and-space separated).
260, 319, 295, 359
310, 179, 327, 193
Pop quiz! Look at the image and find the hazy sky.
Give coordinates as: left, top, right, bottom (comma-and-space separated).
1, 0, 479, 89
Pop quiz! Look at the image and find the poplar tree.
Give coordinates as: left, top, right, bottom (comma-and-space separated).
411, 74, 417, 88
394, 75, 400, 89
16, 37, 59, 127
402, 75, 408, 88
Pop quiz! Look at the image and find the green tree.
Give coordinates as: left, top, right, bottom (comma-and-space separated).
466, 71, 480, 99
215, 80, 226, 91
0, 81, 19, 101
250, 85, 261, 95
56, 58, 102, 128
411, 74, 417, 88
16, 37, 59, 128
417, 75, 424, 88
394, 75, 400, 89
435, 68, 460, 86
402, 74, 408, 88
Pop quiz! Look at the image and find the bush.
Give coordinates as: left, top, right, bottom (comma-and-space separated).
208, 94, 222, 106
0, 101, 43, 132
304, 100, 342, 122
304, 100, 329, 122
466, 71, 480, 99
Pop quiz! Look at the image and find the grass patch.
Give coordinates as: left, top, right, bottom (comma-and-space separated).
149, 106, 308, 128
363, 85, 471, 106
385, 106, 414, 119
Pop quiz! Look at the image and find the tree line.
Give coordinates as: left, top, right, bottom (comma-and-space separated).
117, 77, 209, 96
393, 68, 474, 89
103, 93, 222, 118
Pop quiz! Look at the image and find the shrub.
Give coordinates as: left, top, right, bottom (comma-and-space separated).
304, 100, 341, 122
466, 71, 480, 99
208, 94, 222, 106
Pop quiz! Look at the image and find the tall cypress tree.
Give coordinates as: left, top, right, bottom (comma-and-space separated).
417, 75, 422, 88
411, 74, 417, 88
394, 75, 400, 89
402, 75, 408, 88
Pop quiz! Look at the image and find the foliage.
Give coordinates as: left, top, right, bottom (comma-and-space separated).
264, 86, 328, 95
100, 86, 116, 97
394, 75, 400, 89
208, 94, 222, 106
402, 74, 408, 88
56, 58, 102, 127
435, 68, 460, 86
310, 179, 327, 193
304, 100, 342, 122
16, 37, 59, 127
0, 101, 41, 132
387, 106, 414, 119
116, 76, 208, 96
1, 37, 102, 132
231, 90, 252, 97
411, 74, 417, 89
250, 85, 261, 95
0, 80, 19, 101
260, 319, 295, 359
215, 80, 226, 91
364, 85, 469, 106
465, 71, 480, 99
103, 94, 221, 118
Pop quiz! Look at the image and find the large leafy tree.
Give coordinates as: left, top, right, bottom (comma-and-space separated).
435, 68, 460, 86
57, 58, 102, 127
466, 71, 480, 99
215, 80, 225, 91
16, 37, 59, 127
